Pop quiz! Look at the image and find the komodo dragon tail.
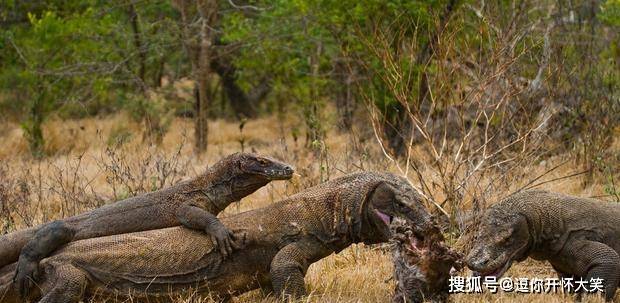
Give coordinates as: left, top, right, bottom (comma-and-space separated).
0, 227, 38, 268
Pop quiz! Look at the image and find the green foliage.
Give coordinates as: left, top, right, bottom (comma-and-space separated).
0, 0, 618, 174
0, 1, 183, 156
221, 0, 450, 148
2, 8, 119, 155
600, 0, 620, 26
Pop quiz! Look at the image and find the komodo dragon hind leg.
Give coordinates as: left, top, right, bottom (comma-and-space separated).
560, 240, 620, 302
38, 264, 87, 303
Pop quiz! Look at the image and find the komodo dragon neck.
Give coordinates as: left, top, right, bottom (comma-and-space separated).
500, 190, 603, 258
501, 197, 546, 257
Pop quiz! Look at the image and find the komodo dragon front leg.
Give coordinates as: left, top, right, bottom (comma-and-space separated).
14, 221, 76, 297
270, 239, 331, 299
557, 239, 620, 302
176, 201, 242, 256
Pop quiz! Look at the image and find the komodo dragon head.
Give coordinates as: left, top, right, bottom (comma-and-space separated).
465, 206, 531, 278
211, 152, 294, 199
361, 180, 442, 246
234, 152, 294, 181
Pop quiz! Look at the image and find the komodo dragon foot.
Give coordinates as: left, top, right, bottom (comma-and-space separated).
14, 220, 75, 299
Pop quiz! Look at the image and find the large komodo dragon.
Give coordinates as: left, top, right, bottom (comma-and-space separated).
0, 152, 294, 297
466, 189, 620, 301
0, 172, 440, 303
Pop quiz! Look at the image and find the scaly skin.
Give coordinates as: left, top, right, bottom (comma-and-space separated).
466, 189, 620, 301
0, 152, 294, 299
0, 172, 439, 303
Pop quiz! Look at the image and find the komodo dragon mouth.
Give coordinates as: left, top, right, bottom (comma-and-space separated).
374, 209, 393, 225
476, 259, 512, 278
375, 209, 427, 248
473, 243, 527, 278
253, 164, 294, 180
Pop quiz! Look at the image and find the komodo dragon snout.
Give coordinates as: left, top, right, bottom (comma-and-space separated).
466, 210, 530, 277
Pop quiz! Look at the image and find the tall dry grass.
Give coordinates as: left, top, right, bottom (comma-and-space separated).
0, 113, 616, 302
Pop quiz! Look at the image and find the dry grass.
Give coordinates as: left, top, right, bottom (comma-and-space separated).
0, 113, 616, 302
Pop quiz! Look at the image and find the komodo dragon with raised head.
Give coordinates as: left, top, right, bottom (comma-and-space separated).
466, 189, 620, 301
0, 172, 441, 303
0, 152, 294, 298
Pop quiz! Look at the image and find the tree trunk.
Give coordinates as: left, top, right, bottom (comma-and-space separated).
127, 2, 146, 88
210, 49, 271, 119
305, 41, 325, 152
173, 0, 217, 152
333, 59, 355, 131
210, 56, 257, 118
194, 18, 209, 150
27, 93, 45, 158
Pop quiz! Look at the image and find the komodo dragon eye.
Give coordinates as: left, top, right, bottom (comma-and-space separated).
258, 158, 269, 165
495, 229, 513, 244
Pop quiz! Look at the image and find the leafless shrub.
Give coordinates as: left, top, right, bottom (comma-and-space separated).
0, 162, 44, 231
47, 153, 106, 217
98, 140, 191, 201
354, 2, 573, 234
1, 136, 192, 232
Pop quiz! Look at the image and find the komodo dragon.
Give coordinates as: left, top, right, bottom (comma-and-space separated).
466, 189, 620, 301
0, 172, 440, 303
0, 152, 294, 298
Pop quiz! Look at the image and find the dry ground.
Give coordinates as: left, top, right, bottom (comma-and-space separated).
0, 113, 616, 302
